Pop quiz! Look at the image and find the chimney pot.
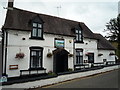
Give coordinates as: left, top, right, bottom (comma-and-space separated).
8, 0, 14, 7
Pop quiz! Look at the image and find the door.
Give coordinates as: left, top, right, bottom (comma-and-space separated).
88, 53, 94, 63
53, 49, 69, 73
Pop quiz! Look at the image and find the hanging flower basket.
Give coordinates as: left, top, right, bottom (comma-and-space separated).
98, 53, 103, 56
85, 53, 90, 56
15, 53, 25, 59
47, 52, 52, 58
85, 53, 88, 56
68, 54, 73, 57
109, 52, 115, 56
85, 53, 92, 56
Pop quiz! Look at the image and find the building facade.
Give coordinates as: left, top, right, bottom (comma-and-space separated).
1, 2, 116, 78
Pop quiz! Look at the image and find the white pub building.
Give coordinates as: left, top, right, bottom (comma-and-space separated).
1, 1, 116, 81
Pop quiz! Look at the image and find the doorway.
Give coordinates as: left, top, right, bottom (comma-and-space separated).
53, 48, 69, 73
88, 53, 94, 63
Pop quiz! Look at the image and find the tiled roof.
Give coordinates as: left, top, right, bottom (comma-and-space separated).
2, 8, 115, 50
3, 7, 96, 39
94, 34, 116, 50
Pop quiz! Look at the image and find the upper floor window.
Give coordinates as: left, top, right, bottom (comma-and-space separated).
75, 29, 83, 42
30, 15, 44, 40
31, 22, 43, 39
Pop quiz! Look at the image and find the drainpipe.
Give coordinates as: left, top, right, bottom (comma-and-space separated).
4, 30, 8, 76
73, 38, 75, 70
1, 30, 4, 75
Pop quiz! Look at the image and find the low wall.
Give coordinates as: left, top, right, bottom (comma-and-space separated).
2, 65, 119, 89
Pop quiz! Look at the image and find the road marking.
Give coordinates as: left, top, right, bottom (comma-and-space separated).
42, 69, 119, 88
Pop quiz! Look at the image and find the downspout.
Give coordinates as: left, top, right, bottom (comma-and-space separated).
73, 38, 75, 70
1, 30, 4, 75
4, 30, 8, 76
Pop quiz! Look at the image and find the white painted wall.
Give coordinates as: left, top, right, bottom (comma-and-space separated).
75, 38, 115, 64
97, 50, 115, 62
75, 38, 98, 64
3, 30, 116, 78
5, 30, 74, 77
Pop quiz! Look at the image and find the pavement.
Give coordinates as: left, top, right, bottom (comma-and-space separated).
41, 69, 119, 88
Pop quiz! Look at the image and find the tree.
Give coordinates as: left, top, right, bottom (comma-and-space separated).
104, 16, 119, 41
104, 14, 120, 62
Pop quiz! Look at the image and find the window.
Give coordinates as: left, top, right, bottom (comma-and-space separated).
31, 22, 43, 39
75, 29, 83, 42
30, 47, 43, 69
76, 49, 83, 64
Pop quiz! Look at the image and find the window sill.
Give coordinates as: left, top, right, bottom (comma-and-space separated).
29, 37, 44, 40
74, 41, 84, 43
28, 67, 46, 70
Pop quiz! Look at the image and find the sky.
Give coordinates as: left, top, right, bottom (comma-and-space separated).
0, 0, 119, 36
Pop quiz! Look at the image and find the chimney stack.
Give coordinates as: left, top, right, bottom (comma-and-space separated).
8, 0, 14, 7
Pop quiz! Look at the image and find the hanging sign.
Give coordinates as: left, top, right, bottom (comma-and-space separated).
54, 38, 64, 48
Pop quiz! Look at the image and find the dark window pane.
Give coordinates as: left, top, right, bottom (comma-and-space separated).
75, 29, 83, 42
76, 34, 79, 41
33, 23, 37, 27
32, 28, 37, 37
30, 49, 42, 69
31, 22, 43, 38
32, 51, 36, 56
76, 30, 79, 33
38, 29, 42, 37
38, 24, 42, 28
76, 50, 83, 64
79, 30, 81, 34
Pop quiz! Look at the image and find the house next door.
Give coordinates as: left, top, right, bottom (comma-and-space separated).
53, 48, 69, 73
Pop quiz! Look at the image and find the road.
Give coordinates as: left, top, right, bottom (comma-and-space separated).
42, 69, 119, 88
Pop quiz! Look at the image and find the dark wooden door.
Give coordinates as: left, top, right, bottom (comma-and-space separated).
53, 49, 69, 73
88, 53, 94, 63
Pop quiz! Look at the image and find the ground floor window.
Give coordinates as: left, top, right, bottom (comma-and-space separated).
30, 47, 43, 69
76, 49, 83, 64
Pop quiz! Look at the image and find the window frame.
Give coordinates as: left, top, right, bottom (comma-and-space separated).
76, 49, 83, 65
31, 22, 44, 40
75, 29, 83, 43
29, 47, 43, 70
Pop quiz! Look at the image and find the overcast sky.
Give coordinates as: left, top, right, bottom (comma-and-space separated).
0, 0, 119, 36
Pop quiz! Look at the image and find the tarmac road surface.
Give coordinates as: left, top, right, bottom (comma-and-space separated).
42, 69, 119, 88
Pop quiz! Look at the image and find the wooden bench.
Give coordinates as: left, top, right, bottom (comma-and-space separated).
20, 68, 46, 76
106, 61, 116, 65
93, 62, 104, 67
74, 64, 90, 70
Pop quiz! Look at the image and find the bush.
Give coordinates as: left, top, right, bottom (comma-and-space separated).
68, 68, 73, 72
48, 71, 56, 75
